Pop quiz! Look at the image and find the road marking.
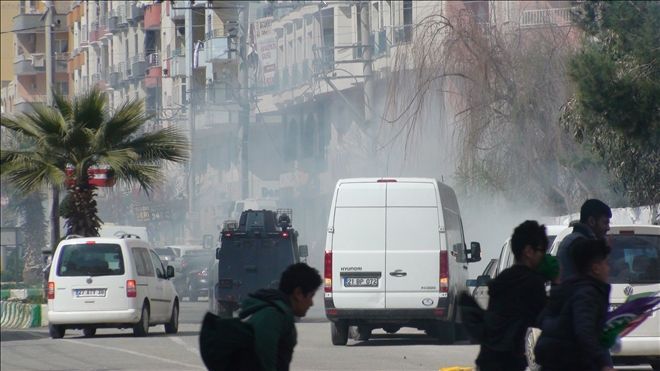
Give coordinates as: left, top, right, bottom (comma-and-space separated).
169, 336, 199, 354
63, 338, 204, 369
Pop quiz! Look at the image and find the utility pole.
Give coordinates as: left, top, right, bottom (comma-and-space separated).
185, 4, 198, 241
239, 4, 250, 199
45, 0, 60, 250
360, 2, 373, 126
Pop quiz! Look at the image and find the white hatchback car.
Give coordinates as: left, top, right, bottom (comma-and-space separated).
47, 235, 180, 338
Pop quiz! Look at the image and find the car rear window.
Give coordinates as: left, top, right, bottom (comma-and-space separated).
608, 234, 659, 284
57, 243, 125, 276
181, 251, 215, 271
154, 247, 175, 257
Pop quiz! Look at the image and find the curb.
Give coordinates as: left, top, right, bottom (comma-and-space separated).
0, 300, 44, 329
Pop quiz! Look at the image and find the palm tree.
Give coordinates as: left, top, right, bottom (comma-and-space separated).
1, 88, 189, 238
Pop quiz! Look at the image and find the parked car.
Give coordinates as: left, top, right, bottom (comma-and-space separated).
324, 178, 481, 345
154, 247, 180, 272
47, 235, 179, 338
174, 248, 215, 301
520, 224, 660, 370
471, 224, 568, 309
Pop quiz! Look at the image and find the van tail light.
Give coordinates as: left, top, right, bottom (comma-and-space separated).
281, 231, 289, 238
126, 280, 137, 298
440, 251, 449, 293
324, 251, 332, 292
47, 282, 55, 300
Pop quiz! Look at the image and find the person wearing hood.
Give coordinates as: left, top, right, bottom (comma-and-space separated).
534, 239, 615, 371
558, 199, 611, 281
239, 263, 321, 371
475, 220, 550, 371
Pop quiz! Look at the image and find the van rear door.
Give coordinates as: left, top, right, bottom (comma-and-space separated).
330, 182, 386, 309
385, 181, 442, 309
52, 242, 129, 312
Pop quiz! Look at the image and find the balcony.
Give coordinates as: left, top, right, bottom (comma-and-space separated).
12, 13, 66, 34
14, 54, 45, 75
116, 5, 128, 28
144, 3, 161, 30
108, 10, 119, 32
15, 95, 48, 114
170, 4, 185, 21
168, 54, 187, 77
127, 3, 144, 23
55, 57, 68, 74
520, 7, 576, 27
205, 30, 234, 63
130, 54, 147, 78
109, 65, 121, 87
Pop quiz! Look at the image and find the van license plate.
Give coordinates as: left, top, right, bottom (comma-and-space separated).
343, 278, 378, 287
74, 289, 106, 298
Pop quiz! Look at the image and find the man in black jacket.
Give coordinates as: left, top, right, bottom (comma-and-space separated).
475, 221, 549, 371
534, 239, 615, 371
558, 199, 611, 281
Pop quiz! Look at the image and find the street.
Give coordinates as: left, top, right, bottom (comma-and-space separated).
1, 299, 479, 371
1, 299, 653, 371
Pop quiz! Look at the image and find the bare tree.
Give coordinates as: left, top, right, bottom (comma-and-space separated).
384, 5, 615, 214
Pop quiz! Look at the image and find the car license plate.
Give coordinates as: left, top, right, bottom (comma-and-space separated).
74, 288, 106, 298
343, 277, 378, 287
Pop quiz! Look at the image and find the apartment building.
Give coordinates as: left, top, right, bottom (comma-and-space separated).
0, 1, 19, 114
6, 0, 69, 114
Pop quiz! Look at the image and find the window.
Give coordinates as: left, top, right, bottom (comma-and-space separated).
132, 248, 154, 276
57, 244, 125, 276
608, 234, 659, 284
54, 39, 68, 53
55, 82, 68, 96
150, 250, 166, 279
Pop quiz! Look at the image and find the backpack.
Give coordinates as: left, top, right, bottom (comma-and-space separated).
199, 299, 285, 371
458, 291, 486, 343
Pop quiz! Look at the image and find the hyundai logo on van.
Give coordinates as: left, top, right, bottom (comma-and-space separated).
341, 267, 362, 271
86, 277, 93, 284
422, 298, 434, 306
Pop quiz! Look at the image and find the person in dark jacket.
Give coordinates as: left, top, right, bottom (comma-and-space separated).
534, 239, 615, 371
239, 263, 321, 371
558, 199, 611, 281
475, 221, 550, 371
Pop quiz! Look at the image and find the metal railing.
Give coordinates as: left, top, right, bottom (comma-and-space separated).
520, 7, 575, 27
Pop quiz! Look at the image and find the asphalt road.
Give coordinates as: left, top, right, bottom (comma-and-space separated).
1, 300, 652, 371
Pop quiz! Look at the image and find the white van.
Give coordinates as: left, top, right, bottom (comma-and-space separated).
98, 224, 149, 242
324, 178, 481, 345
47, 235, 179, 338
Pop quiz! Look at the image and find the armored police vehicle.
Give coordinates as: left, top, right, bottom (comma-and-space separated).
211, 209, 308, 317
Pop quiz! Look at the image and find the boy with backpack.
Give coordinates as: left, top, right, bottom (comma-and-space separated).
200, 263, 322, 371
